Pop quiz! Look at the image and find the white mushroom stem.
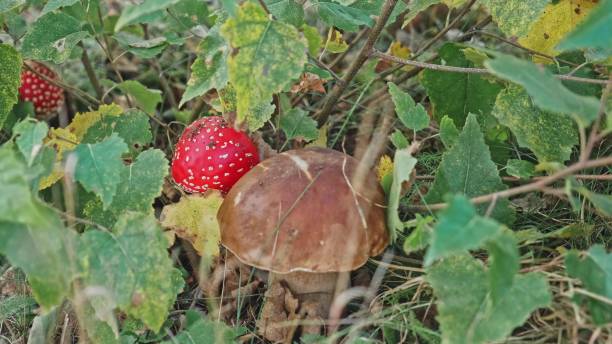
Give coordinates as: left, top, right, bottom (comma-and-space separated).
269, 271, 349, 321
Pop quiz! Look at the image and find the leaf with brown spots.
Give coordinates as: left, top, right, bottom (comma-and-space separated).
518, 0, 598, 59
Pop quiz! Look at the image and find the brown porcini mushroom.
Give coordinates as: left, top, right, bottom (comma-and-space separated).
217, 147, 388, 340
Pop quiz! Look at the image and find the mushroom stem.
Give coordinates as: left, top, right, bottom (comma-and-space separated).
270, 271, 347, 318
258, 271, 349, 341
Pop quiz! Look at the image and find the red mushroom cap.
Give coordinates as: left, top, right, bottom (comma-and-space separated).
171, 116, 260, 193
19, 62, 64, 116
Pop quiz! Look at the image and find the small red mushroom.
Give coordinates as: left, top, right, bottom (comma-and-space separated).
19, 62, 65, 116
171, 116, 260, 193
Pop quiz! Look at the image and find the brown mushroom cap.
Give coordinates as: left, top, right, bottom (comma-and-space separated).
217, 147, 388, 274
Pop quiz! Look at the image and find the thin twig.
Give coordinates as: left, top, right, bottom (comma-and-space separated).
79, 42, 105, 102
473, 30, 578, 67
316, 0, 399, 125
371, 50, 612, 85
407, 156, 612, 211
257, 0, 272, 16
353, 15, 493, 108
414, 174, 612, 182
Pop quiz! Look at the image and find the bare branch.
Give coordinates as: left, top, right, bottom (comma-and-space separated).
371, 50, 612, 85
407, 156, 612, 211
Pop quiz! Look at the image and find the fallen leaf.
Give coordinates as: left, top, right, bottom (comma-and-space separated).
160, 191, 224, 258
290, 73, 327, 94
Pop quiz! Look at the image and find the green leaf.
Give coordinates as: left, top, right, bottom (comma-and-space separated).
280, 108, 319, 142
387, 149, 418, 243
557, 0, 612, 51
28, 308, 59, 344
21, 12, 89, 63
480, 0, 548, 37
266, 0, 304, 27
389, 129, 409, 149
161, 310, 243, 344
82, 109, 152, 156
41, 0, 79, 14
505, 159, 535, 179
167, 0, 213, 29
439, 115, 459, 148
221, 2, 306, 130
0, 146, 49, 226
422, 43, 503, 126
565, 245, 612, 325
13, 119, 48, 166
486, 230, 520, 304
248, 101, 276, 130
403, 0, 439, 27
115, 0, 181, 31
425, 195, 502, 266
109, 149, 168, 214
0, 194, 76, 311
73, 134, 129, 208
388, 82, 430, 131
425, 114, 515, 224
427, 255, 551, 344
180, 27, 229, 108
0, 0, 25, 14
492, 85, 578, 163
80, 299, 120, 344
485, 53, 601, 126
402, 214, 433, 254
117, 81, 162, 115
0, 145, 75, 310
315, 0, 374, 32
112, 32, 168, 59
80, 212, 184, 332
0, 44, 22, 130
302, 24, 322, 56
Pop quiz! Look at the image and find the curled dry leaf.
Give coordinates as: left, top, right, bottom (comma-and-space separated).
257, 282, 300, 342
203, 252, 261, 322
160, 190, 224, 258
290, 73, 327, 94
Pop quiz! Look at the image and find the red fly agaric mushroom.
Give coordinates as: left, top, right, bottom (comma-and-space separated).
217, 147, 388, 340
19, 62, 65, 117
171, 116, 260, 193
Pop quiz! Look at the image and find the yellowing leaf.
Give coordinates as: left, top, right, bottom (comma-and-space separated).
39, 104, 125, 190
389, 41, 411, 59
389, 41, 412, 72
325, 29, 349, 54
160, 191, 224, 258
306, 124, 328, 148
39, 128, 78, 190
518, 0, 597, 59
376, 155, 393, 181
67, 104, 123, 140
442, 0, 466, 7
220, 2, 307, 130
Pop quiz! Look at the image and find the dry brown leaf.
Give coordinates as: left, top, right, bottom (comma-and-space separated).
290, 73, 327, 94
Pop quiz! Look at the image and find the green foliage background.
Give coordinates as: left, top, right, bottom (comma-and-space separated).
0, 0, 610, 343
